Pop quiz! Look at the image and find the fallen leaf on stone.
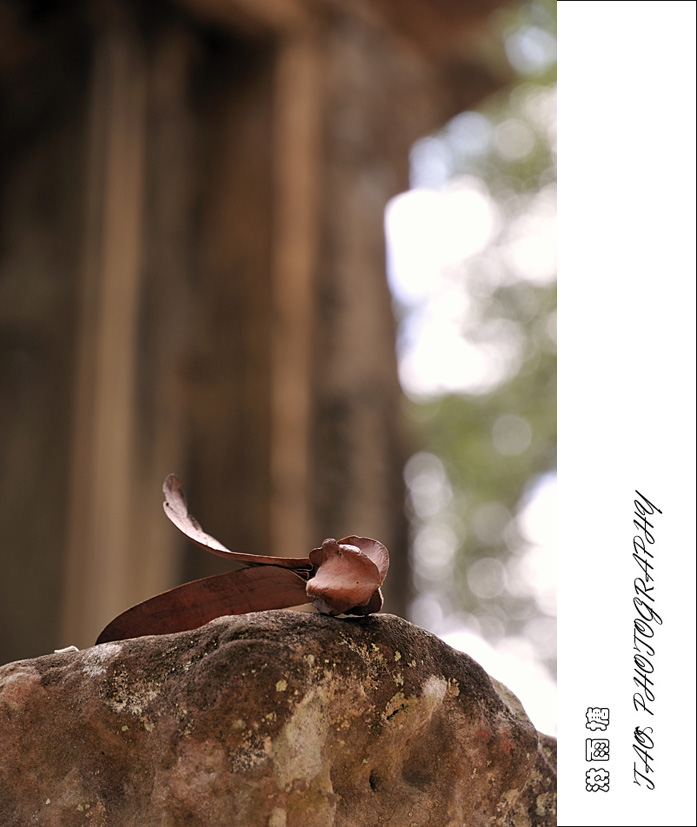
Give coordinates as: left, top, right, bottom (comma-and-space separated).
96, 474, 389, 643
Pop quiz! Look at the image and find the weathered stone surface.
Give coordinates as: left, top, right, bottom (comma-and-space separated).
0, 611, 556, 826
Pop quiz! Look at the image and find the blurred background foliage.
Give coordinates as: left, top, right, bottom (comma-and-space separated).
392, 0, 557, 679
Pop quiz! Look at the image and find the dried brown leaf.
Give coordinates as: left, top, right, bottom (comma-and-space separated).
96, 566, 309, 643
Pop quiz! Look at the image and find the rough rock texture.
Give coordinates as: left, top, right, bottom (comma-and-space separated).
0, 612, 556, 826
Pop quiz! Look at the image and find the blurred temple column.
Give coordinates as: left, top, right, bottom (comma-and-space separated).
0, 0, 510, 658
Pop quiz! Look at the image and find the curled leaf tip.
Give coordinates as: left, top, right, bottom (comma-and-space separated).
307, 536, 389, 616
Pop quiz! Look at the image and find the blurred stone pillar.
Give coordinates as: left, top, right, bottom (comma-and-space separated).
62, 8, 194, 645
63, 12, 147, 642
1, 0, 509, 660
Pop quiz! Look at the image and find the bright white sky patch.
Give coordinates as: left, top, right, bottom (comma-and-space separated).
385, 171, 555, 398
398, 325, 512, 397
502, 185, 557, 284
385, 177, 499, 305
385, 177, 505, 397
515, 473, 557, 616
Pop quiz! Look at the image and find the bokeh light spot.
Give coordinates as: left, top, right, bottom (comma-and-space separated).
467, 557, 507, 600
492, 414, 532, 456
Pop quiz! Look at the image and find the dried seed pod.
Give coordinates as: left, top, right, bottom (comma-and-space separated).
306, 537, 389, 615
95, 475, 390, 643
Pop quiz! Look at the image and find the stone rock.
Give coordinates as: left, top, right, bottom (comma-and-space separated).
0, 611, 556, 826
